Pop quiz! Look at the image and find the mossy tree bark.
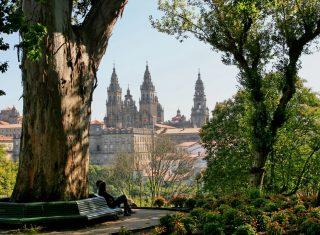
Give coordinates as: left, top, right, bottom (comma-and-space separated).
11, 0, 128, 202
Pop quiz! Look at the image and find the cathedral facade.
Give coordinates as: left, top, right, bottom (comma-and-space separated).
104, 64, 164, 128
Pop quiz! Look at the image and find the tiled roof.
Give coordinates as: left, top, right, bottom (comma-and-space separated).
177, 141, 198, 147
91, 120, 104, 125
158, 128, 200, 135
0, 135, 13, 141
0, 124, 22, 129
154, 123, 176, 129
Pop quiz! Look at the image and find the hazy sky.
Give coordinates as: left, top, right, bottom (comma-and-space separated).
1, 0, 320, 121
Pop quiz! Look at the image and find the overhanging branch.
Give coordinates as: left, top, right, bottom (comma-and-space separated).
82, 0, 128, 63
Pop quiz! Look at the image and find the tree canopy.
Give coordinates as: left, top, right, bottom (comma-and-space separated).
201, 75, 320, 195
153, 0, 320, 188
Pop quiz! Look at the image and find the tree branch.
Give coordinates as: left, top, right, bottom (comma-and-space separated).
82, 0, 128, 63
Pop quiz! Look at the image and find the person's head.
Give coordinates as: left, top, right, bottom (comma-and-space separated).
98, 181, 106, 194
96, 180, 103, 188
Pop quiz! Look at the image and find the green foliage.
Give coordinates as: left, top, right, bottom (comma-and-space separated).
201, 76, 320, 195
88, 164, 115, 194
21, 23, 47, 61
0, 145, 18, 196
153, 196, 167, 208
157, 193, 320, 234
159, 213, 194, 234
170, 195, 187, 208
234, 224, 256, 235
203, 222, 223, 235
0, 0, 23, 95
185, 198, 197, 210
154, 0, 320, 190
299, 218, 320, 235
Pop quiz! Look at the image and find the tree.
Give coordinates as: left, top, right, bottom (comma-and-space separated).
11, 0, 128, 202
109, 153, 141, 198
201, 91, 252, 195
0, 0, 22, 96
153, 0, 320, 188
0, 145, 18, 196
144, 136, 196, 203
201, 75, 320, 195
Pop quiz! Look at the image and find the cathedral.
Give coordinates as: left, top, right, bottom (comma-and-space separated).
104, 64, 164, 128
104, 64, 209, 129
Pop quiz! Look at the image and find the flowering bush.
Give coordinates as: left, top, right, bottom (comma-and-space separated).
153, 197, 167, 208
170, 196, 187, 208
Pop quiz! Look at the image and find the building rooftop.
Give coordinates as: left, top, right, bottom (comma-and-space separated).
0, 135, 13, 142
154, 123, 176, 129
177, 141, 199, 148
0, 121, 9, 125
157, 128, 200, 135
0, 124, 22, 129
91, 120, 104, 125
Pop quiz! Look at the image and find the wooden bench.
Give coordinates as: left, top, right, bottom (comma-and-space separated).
0, 196, 122, 225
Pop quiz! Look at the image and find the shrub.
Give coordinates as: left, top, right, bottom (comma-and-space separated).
159, 213, 197, 234
299, 217, 320, 235
170, 196, 187, 208
247, 188, 262, 200
185, 198, 197, 210
234, 224, 256, 235
195, 198, 207, 208
152, 226, 166, 235
181, 215, 196, 234
204, 212, 222, 224
203, 222, 223, 235
264, 201, 278, 212
256, 214, 271, 232
154, 197, 167, 208
266, 221, 285, 235
293, 203, 306, 213
190, 207, 207, 221
252, 198, 267, 208
223, 208, 248, 228
119, 226, 132, 235
271, 211, 288, 226
309, 207, 320, 219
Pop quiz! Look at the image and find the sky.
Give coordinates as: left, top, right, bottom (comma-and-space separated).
0, 0, 320, 121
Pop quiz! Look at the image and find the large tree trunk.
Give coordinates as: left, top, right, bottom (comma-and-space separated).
11, 0, 127, 202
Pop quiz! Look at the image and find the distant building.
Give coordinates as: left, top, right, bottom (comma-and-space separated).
0, 135, 14, 160
165, 109, 191, 128
89, 122, 153, 166
0, 106, 22, 124
177, 141, 207, 174
0, 123, 22, 137
104, 64, 164, 129
156, 127, 201, 144
191, 72, 209, 128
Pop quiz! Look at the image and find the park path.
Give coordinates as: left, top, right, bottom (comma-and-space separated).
0, 209, 175, 234
42, 209, 175, 235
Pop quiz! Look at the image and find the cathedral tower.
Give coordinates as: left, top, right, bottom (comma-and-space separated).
139, 63, 164, 127
104, 67, 123, 128
191, 71, 209, 127
122, 86, 138, 128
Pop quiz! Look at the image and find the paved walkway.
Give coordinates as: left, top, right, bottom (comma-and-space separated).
0, 209, 176, 235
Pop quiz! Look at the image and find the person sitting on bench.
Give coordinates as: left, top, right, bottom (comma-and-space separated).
96, 180, 133, 216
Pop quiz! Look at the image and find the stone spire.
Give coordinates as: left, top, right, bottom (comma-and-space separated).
141, 63, 155, 91
108, 66, 121, 92
191, 70, 209, 128
105, 66, 123, 128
